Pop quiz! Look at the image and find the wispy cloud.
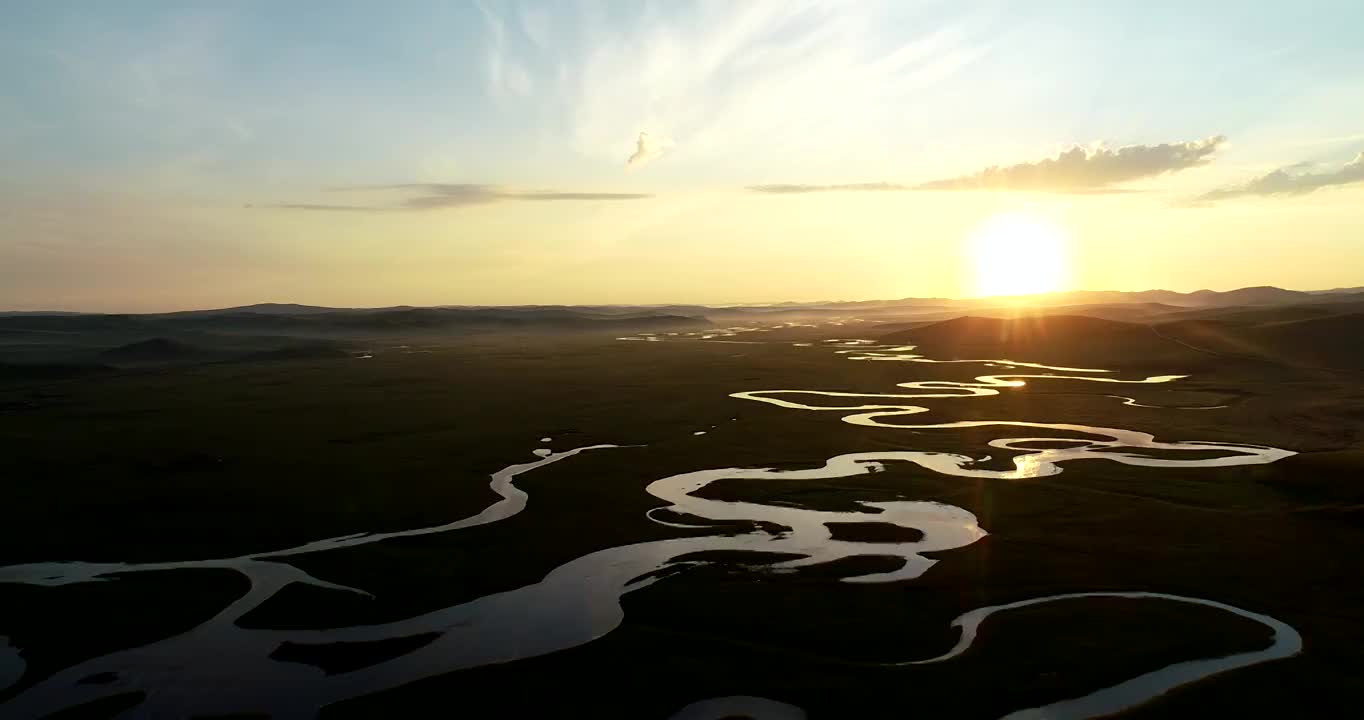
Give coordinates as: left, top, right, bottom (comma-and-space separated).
516, 191, 652, 201
915, 137, 1226, 192
476, 0, 533, 99
263, 184, 651, 212
473, 2, 990, 170
1197, 151, 1364, 202
747, 137, 1224, 195
747, 182, 909, 194
626, 132, 669, 169
260, 203, 382, 212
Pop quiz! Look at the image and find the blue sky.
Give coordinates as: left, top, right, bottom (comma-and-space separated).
3, 1, 1363, 310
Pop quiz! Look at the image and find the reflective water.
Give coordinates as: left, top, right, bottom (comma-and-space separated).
0, 338, 1300, 718
1, 444, 622, 589
1106, 394, 1229, 410
732, 344, 1286, 469
680, 591, 1301, 720
0, 449, 991, 716
914, 591, 1302, 720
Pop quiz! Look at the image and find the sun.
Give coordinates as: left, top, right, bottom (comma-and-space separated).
967, 212, 1072, 297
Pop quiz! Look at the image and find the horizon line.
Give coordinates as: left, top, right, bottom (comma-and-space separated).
5, 283, 1362, 316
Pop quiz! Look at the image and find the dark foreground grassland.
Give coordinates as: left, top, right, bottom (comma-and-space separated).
2, 326, 1362, 717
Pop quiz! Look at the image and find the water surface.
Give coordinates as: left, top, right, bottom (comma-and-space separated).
0, 338, 1299, 718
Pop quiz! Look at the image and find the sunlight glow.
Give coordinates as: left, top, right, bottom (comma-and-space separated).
968, 212, 1072, 297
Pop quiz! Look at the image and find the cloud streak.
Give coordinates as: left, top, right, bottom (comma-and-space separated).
487, 2, 993, 170
747, 182, 908, 194
260, 203, 382, 212
1198, 151, 1364, 202
264, 184, 651, 212
916, 137, 1226, 192
626, 132, 669, 168
746, 137, 1225, 195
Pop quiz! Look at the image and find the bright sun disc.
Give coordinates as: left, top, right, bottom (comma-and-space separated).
969, 212, 1071, 297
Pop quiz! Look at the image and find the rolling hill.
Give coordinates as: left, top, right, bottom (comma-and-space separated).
1157, 313, 1364, 371
97, 338, 204, 364
879, 315, 1212, 370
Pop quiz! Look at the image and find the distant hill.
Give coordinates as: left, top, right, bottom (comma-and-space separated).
161, 303, 359, 317
0, 314, 149, 333
1157, 313, 1364, 371
708, 286, 1356, 322
159, 312, 321, 332
1312, 291, 1364, 305
319, 307, 708, 333
0, 306, 715, 371
9, 285, 1364, 319
98, 338, 204, 364
1310, 286, 1364, 295
982, 286, 1316, 309
1187, 286, 1315, 307
0, 307, 710, 338
973, 302, 1185, 322
2, 286, 1360, 373
880, 315, 1215, 370
1155, 304, 1348, 326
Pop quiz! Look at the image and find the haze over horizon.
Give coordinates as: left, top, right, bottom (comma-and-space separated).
8, 280, 1364, 315
4, 1, 1363, 312
8, 282, 1364, 316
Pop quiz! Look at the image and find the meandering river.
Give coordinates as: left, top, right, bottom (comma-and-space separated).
0, 338, 1299, 718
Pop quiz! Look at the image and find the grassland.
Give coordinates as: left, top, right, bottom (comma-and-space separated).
1, 317, 1361, 717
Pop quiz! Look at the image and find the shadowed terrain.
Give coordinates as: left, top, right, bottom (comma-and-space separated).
1, 289, 1361, 718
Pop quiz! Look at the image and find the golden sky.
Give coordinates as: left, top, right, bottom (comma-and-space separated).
3, 1, 1362, 311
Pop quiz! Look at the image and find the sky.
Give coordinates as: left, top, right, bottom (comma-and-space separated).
2, 0, 1363, 311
